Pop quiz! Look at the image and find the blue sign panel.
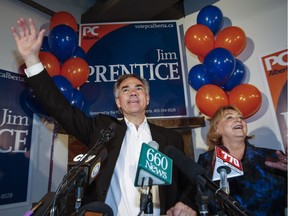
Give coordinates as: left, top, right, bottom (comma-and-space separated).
80, 21, 188, 118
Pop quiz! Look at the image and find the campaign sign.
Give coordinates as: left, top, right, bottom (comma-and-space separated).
80, 21, 188, 118
0, 70, 33, 206
261, 48, 287, 147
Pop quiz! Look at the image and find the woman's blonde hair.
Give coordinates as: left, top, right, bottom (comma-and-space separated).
206, 105, 253, 149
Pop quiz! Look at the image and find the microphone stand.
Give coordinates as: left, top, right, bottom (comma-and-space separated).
144, 191, 153, 216
197, 175, 252, 216
49, 123, 116, 216
196, 177, 209, 216
75, 177, 85, 213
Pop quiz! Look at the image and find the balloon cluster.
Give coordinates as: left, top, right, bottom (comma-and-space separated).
185, 5, 262, 119
22, 11, 90, 116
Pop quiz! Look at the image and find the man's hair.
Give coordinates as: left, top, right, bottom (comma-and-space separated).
113, 74, 150, 98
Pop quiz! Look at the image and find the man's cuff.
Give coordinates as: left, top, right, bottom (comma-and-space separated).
24, 63, 44, 77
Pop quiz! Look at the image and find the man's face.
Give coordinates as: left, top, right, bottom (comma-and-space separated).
115, 77, 150, 117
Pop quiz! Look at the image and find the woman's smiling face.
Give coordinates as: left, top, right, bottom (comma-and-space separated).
216, 109, 248, 142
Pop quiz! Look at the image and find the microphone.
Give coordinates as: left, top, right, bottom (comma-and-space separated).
165, 145, 251, 216
69, 148, 108, 212
134, 141, 173, 186
135, 141, 172, 216
69, 148, 108, 185
64, 122, 116, 186
50, 123, 116, 215
212, 146, 244, 195
164, 145, 206, 181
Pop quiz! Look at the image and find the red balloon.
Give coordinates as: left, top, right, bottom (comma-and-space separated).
39, 51, 60, 77
228, 84, 262, 118
60, 57, 89, 88
184, 24, 215, 58
18, 63, 26, 75
50, 11, 78, 32
215, 26, 246, 57
196, 84, 229, 117
197, 55, 204, 63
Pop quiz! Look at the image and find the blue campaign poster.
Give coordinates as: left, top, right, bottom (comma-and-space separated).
80, 21, 188, 118
0, 70, 33, 206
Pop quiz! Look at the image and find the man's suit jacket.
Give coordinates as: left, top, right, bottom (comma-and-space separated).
27, 70, 191, 214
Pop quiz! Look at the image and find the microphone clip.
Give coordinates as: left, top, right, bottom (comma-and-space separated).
139, 177, 153, 215
98, 122, 116, 145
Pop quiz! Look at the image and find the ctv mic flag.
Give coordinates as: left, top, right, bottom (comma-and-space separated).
212, 146, 244, 181
261, 48, 287, 147
0, 70, 33, 206
68, 148, 108, 185
80, 21, 188, 118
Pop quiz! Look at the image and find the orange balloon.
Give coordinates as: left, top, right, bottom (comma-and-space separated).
215, 26, 246, 57
184, 24, 215, 58
60, 57, 89, 88
39, 51, 60, 77
229, 84, 262, 118
196, 84, 229, 117
50, 11, 78, 32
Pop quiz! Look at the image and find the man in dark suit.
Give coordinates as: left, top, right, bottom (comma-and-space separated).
11, 18, 197, 216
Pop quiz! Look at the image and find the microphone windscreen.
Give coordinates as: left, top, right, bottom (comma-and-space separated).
147, 140, 159, 150
78, 201, 113, 216
164, 145, 206, 182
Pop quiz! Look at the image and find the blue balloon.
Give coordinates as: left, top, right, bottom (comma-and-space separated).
203, 48, 236, 86
40, 36, 50, 52
48, 25, 78, 62
71, 88, 84, 110
52, 75, 74, 102
197, 5, 223, 35
222, 59, 246, 91
188, 64, 211, 91
72, 46, 87, 61
24, 88, 51, 118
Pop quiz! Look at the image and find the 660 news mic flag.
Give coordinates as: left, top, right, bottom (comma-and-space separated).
134, 142, 173, 186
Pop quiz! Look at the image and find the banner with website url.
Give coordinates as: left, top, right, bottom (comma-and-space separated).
261, 48, 288, 147
79, 21, 188, 118
0, 69, 33, 206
